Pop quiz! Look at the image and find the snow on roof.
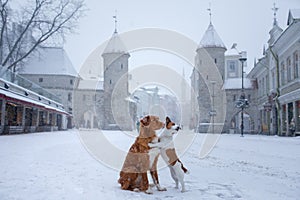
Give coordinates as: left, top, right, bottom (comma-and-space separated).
223, 78, 253, 90
0, 88, 67, 114
77, 79, 103, 90
20, 47, 78, 77
198, 23, 226, 49
102, 32, 127, 54
225, 47, 240, 56
288, 9, 300, 25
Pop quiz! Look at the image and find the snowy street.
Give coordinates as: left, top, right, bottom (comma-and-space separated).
0, 130, 300, 200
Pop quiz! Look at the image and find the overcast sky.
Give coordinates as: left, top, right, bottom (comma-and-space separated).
64, 0, 300, 76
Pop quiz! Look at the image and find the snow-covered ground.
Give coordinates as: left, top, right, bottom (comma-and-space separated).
0, 129, 299, 200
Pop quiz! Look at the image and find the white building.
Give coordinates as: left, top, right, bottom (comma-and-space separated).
248, 8, 300, 136
19, 46, 79, 128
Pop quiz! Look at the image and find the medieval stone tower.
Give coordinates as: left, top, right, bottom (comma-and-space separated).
102, 28, 131, 130
192, 20, 227, 132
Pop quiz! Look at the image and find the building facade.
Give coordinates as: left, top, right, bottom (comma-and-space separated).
73, 28, 134, 130
0, 68, 69, 134
19, 47, 79, 128
247, 9, 300, 136
191, 20, 258, 133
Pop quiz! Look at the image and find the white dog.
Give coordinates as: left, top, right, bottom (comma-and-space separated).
149, 117, 189, 192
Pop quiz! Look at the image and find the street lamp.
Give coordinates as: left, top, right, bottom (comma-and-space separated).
239, 51, 247, 137
210, 81, 216, 134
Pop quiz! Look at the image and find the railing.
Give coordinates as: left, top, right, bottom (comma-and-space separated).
0, 67, 61, 103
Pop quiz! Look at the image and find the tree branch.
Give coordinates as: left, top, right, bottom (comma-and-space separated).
5, 0, 85, 70
2, 0, 47, 66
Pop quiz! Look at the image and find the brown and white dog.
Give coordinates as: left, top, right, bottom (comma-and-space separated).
149, 116, 189, 192
118, 115, 166, 194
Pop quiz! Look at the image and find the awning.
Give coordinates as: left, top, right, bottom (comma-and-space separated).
0, 89, 69, 115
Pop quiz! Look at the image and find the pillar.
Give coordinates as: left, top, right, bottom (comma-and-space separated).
1, 99, 6, 126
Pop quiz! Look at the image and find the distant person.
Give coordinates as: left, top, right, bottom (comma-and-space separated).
289, 118, 296, 136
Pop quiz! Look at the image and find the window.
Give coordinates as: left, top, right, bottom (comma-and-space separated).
272, 70, 276, 89
287, 57, 292, 82
121, 64, 123, 69
258, 79, 262, 96
229, 61, 235, 71
266, 74, 269, 92
233, 95, 236, 101
83, 95, 86, 101
294, 51, 299, 79
280, 61, 285, 85
68, 93, 72, 102
262, 78, 265, 95
214, 58, 217, 64
70, 79, 73, 85
110, 80, 112, 84
227, 60, 238, 78
39, 78, 43, 82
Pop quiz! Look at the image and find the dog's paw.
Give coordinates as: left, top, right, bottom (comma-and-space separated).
158, 187, 167, 191
181, 189, 187, 193
149, 143, 160, 148
148, 143, 155, 148
133, 188, 140, 192
145, 188, 153, 194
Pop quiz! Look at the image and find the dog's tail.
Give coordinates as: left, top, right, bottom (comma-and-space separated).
178, 160, 189, 174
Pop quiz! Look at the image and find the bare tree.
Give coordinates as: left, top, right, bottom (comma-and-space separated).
0, 0, 85, 72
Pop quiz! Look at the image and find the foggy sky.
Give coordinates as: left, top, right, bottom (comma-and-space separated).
64, 0, 300, 76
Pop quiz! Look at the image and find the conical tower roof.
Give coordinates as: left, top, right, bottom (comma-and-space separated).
268, 14, 283, 46
102, 31, 127, 54
198, 23, 226, 49
268, 3, 283, 46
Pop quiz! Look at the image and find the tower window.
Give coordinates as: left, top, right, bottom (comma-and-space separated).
39, 78, 43, 82
121, 64, 123, 69
70, 79, 73, 85
68, 93, 72, 102
110, 80, 112, 84
215, 58, 217, 64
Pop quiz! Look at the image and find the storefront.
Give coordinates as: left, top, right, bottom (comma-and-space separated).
278, 89, 300, 136
0, 89, 68, 135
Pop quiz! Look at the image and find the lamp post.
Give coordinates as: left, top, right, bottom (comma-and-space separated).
210, 81, 216, 134
239, 51, 247, 137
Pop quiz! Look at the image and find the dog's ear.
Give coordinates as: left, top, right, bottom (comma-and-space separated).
166, 116, 171, 124
140, 115, 150, 126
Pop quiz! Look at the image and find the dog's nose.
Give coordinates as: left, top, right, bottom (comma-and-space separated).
175, 125, 182, 131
